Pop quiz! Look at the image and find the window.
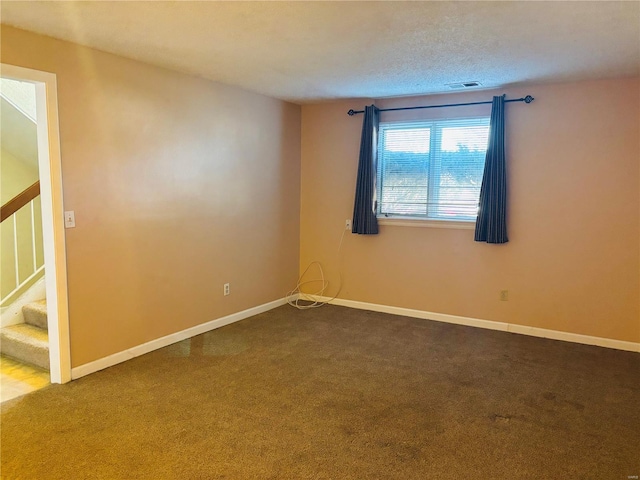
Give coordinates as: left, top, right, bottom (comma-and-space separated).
376, 117, 490, 222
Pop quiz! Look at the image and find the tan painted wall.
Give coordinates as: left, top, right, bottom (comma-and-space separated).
1, 26, 301, 366
1, 147, 38, 204
301, 79, 640, 343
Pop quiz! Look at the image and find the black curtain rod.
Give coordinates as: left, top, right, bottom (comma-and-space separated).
347, 95, 534, 116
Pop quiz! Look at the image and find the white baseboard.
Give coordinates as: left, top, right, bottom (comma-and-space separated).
71, 297, 288, 379
317, 296, 640, 353
71, 295, 638, 380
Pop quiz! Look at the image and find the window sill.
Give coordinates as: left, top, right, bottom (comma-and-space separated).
377, 217, 476, 230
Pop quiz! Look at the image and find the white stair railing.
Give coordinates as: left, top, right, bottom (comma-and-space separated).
1, 182, 44, 306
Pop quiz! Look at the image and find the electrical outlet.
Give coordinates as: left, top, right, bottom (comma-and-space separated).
345, 219, 352, 230
223, 283, 230, 296
500, 290, 509, 301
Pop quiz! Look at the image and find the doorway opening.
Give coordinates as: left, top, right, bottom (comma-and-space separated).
0, 63, 70, 401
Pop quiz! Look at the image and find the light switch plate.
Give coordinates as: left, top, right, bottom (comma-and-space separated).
64, 211, 76, 228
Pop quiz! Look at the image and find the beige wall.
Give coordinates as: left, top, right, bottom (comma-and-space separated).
1, 26, 301, 366
1, 147, 38, 203
301, 78, 640, 343
2, 26, 637, 368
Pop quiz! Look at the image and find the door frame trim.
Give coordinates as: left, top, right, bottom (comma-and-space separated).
1, 63, 71, 383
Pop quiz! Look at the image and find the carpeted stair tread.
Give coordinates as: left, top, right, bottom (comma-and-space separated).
22, 299, 47, 329
0, 323, 49, 370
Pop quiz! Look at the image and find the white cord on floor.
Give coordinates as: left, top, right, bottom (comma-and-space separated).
286, 227, 347, 310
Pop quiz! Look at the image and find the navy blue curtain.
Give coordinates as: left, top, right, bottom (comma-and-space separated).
475, 95, 508, 244
352, 105, 379, 235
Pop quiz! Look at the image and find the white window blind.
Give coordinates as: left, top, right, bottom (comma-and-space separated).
377, 117, 490, 221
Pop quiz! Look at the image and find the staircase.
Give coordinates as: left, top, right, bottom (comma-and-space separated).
0, 300, 49, 370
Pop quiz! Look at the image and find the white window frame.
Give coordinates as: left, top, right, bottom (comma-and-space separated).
376, 116, 490, 229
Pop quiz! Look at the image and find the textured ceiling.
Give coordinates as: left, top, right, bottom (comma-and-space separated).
1, 1, 639, 103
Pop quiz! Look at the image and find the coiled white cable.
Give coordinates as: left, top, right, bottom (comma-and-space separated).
286, 227, 347, 309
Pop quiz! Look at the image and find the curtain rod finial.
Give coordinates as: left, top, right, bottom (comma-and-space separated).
347, 109, 357, 116
524, 95, 534, 103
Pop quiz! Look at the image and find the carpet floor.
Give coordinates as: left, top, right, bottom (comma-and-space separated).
1, 305, 639, 479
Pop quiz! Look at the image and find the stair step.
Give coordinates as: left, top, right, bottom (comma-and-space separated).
22, 300, 47, 329
0, 323, 49, 371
